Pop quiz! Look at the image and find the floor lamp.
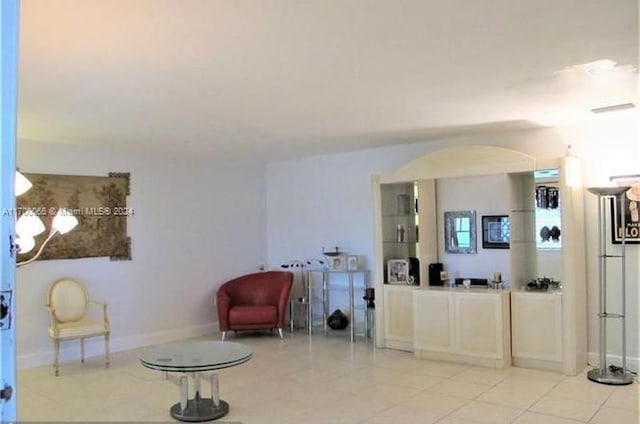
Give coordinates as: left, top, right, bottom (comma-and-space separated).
586, 186, 633, 385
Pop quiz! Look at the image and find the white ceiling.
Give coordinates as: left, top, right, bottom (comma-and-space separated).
17, 0, 638, 161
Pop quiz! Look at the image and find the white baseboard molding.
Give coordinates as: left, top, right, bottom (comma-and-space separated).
18, 321, 218, 370
587, 352, 639, 374
513, 357, 564, 373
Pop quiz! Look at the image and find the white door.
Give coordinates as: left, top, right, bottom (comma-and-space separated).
454, 293, 504, 359
1, 0, 19, 421
413, 291, 455, 353
512, 292, 563, 362
383, 286, 415, 346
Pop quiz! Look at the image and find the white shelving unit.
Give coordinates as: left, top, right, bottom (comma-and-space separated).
373, 146, 588, 375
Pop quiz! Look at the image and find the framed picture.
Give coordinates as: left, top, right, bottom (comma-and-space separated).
347, 255, 359, 271
482, 215, 510, 249
444, 210, 477, 254
329, 255, 347, 271
610, 189, 640, 244
387, 259, 409, 283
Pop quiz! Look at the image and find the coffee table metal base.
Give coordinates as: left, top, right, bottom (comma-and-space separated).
140, 341, 252, 422
170, 399, 229, 422
168, 373, 227, 422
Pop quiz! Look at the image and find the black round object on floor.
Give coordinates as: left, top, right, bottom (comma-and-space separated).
327, 309, 349, 330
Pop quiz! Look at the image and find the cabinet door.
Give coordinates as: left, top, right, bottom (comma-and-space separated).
414, 291, 455, 353
512, 292, 563, 362
454, 293, 504, 359
383, 286, 414, 343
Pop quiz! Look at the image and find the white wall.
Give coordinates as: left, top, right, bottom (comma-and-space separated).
17, 139, 267, 368
437, 174, 512, 284
266, 115, 640, 370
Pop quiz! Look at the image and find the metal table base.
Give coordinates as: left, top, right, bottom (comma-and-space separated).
170, 399, 229, 422
168, 372, 228, 422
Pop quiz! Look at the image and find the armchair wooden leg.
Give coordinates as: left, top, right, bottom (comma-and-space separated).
221, 331, 227, 341
278, 328, 284, 339
105, 333, 110, 368
54, 340, 60, 376
81, 338, 85, 363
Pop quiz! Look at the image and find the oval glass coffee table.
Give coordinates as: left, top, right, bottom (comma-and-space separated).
140, 341, 252, 422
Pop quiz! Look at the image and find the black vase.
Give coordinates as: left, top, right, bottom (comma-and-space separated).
327, 309, 349, 330
363, 288, 375, 309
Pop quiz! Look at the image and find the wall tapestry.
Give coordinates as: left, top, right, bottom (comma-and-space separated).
17, 172, 132, 261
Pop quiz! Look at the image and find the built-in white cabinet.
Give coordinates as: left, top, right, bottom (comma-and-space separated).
512, 291, 563, 371
382, 285, 416, 351
373, 146, 586, 375
413, 288, 511, 369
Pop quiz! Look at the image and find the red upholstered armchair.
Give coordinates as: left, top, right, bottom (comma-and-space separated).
216, 271, 293, 340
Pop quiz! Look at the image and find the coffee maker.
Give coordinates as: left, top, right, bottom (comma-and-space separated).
428, 263, 444, 286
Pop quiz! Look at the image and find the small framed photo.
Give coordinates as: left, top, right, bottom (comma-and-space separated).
347, 255, 359, 271
482, 215, 510, 249
329, 255, 346, 271
387, 259, 409, 283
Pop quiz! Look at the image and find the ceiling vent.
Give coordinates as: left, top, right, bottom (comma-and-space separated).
590, 103, 636, 114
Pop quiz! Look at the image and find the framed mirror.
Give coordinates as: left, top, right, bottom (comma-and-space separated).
444, 210, 477, 254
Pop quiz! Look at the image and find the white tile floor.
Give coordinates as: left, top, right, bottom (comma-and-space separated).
18, 332, 639, 423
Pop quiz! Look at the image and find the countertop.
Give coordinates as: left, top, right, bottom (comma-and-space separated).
419, 285, 510, 294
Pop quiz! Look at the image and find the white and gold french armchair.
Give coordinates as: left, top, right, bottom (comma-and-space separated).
46, 278, 110, 376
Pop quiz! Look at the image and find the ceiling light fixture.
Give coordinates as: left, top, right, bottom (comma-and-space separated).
562, 59, 618, 75
583, 59, 617, 74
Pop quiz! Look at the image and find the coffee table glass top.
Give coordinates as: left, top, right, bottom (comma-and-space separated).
140, 341, 252, 372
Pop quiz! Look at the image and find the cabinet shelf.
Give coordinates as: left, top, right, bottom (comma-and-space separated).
324, 285, 366, 292
597, 313, 624, 318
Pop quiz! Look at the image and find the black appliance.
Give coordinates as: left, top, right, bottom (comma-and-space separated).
428, 263, 443, 286
408, 257, 420, 285
454, 278, 489, 287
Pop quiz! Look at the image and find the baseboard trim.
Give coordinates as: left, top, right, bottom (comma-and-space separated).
587, 352, 639, 374
18, 321, 217, 370
513, 357, 563, 373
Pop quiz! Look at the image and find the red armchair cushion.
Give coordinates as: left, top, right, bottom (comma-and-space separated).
216, 271, 293, 333
229, 305, 277, 326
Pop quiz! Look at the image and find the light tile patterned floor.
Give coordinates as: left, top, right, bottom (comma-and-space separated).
17, 332, 639, 423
